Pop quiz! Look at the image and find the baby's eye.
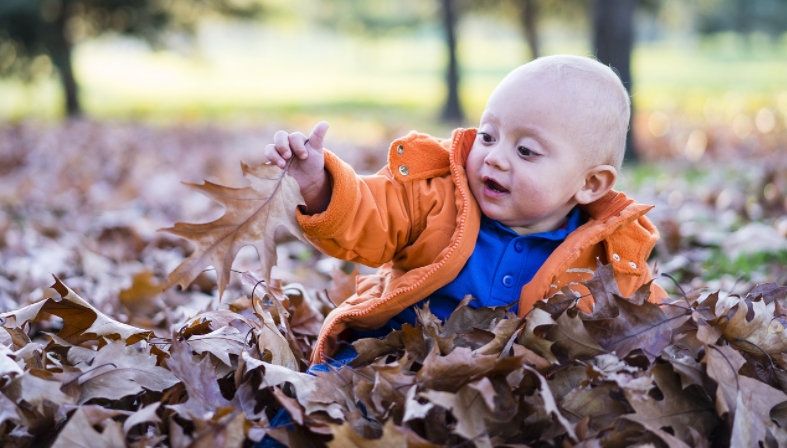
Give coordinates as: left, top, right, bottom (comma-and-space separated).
517, 146, 534, 157
479, 132, 494, 143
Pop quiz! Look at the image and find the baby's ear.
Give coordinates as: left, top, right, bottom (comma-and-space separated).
574, 165, 617, 205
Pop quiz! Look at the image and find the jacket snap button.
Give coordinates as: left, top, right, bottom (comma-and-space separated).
514, 241, 524, 253
612, 253, 621, 261
397, 144, 404, 154
398, 165, 409, 176
502, 275, 514, 287
629, 261, 637, 269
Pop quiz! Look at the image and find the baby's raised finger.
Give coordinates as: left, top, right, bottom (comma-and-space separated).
273, 130, 293, 160
288, 132, 309, 160
264, 143, 286, 168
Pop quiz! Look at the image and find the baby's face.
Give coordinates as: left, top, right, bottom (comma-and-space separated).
466, 70, 594, 232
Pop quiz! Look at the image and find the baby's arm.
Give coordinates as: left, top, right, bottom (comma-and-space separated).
264, 121, 331, 215
266, 122, 419, 267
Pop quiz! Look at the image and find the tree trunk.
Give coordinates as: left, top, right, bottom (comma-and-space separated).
440, 0, 464, 123
592, 0, 636, 162
48, 9, 82, 118
515, 0, 540, 60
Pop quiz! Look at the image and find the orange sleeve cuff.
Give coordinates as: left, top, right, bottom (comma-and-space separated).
296, 150, 359, 239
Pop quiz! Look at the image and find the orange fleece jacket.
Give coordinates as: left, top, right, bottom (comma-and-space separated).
298, 128, 666, 364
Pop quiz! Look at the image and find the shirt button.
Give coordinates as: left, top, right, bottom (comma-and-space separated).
502, 275, 514, 287
514, 241, 524, 252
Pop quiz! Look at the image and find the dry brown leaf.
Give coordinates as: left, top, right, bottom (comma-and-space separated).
549, 310, 604, 361
731, 388, 761, 448
272, 386, 305, 425
351, 331, 403, 366
0, 299, 48, 330
189, 409, 246, 448
242, 351, 345, 420
119, 270, 164, 315
68, 404, 131, 426
122, 402, 162, 436
521, 307, 558, 364
582, 293, 672, 359
0, 344, 23, 378
402, 385, 433, 423
733, 376, 787, 445
325, 265, 359, 307
523, 365, 578, 443
163, 162, 305, 297
187, 326, 246, 367
47, 277, 152, 345
473, 317, 522, 356
624, 363, 717, 444
328, 419, 415, 448
722, 296, 787, 355
420, 383, 494, 447
561, 382, 630, 432
51, 407, 125, 448
416, 346, 499, 391
166, 335, 231, 420
703, 344, 745, 417
662, 344, 705, 390
74, 340, 179, 404
0, 391, 21, 427
4, 372, 76, 415
254, 309, 298, 370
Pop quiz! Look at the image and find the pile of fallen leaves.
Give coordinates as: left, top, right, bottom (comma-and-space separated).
3, 120, 787, 447
3, 264, 787, 447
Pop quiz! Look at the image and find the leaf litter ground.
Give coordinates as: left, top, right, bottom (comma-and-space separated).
3, 120, 787, 447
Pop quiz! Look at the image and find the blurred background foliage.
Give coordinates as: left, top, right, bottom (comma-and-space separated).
0, 0, 785, 160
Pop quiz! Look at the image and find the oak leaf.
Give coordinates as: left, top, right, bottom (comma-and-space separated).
186, 326, 246, 367
73, 340, 179, 404
166, 335, 231, 420
582, 289, 672, 359
6, 372, 73, 409
122, 402, 162, 437
721, 295, 787, 356
163, 162, 306, 297
731, 376, 787, 446
118, 270, 164, 315
624, 363, 717, 444
703, 344, 745, 417
548, 309, 604, 361
521, 307, 558, 364
51, 407, 125, 448
419, 381, 495, 447
30, 277, 152, 345
327, 419, 438, 448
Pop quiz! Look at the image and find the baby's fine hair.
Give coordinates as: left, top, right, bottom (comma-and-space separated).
520, 54, 631, 170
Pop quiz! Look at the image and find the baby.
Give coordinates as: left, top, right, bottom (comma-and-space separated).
265, 54, 665, 365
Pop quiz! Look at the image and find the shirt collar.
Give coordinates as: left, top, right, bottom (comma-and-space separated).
484, 207, 583, 241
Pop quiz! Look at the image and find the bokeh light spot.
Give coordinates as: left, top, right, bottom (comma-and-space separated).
755, 108, 775, 134
732, 114, 753, 139
685, 129, 707, 162
648, 111, 670, 137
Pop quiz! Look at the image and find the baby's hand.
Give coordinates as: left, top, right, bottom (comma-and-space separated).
264, 121, 331, 214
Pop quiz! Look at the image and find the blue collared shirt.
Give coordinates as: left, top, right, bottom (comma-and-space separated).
353, 207, 584, 338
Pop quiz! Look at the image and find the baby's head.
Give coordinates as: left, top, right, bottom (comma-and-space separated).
466, 55, 630, 233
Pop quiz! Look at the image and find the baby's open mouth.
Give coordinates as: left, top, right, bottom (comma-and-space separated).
484, 179, 509, 194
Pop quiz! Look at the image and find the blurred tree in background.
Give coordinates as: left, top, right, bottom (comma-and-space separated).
0, 0, 262, 117
313, 0, 467, 123
593, 0, 637, 161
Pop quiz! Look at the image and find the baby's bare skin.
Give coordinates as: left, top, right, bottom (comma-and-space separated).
264, 121, 331, 214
